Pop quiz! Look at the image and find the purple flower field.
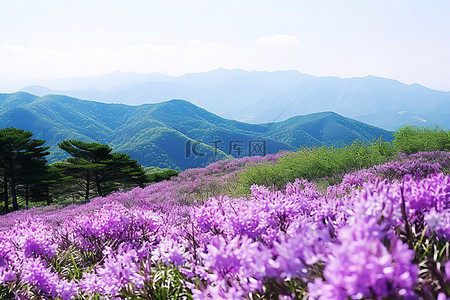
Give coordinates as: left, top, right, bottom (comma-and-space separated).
1, 151, 449, 299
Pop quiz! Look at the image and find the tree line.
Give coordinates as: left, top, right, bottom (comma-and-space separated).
0, 127, 159, 213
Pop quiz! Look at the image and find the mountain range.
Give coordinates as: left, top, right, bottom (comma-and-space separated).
0, 92, 392, 170
11, 69, 450, 131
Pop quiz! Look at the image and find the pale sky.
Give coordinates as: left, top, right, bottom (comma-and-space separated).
1, 0, 450, 90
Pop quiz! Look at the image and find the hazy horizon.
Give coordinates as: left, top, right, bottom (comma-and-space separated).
1, 1, 449, 91
1, 68, 449, 94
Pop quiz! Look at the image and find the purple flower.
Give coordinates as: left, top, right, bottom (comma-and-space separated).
309, 217, 418, 299
11, 219, 58, 259
21, 258, 78, 300
80, 246, 145, 295
152, 239, 188, 267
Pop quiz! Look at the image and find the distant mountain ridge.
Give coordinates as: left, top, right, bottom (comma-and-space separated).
0, 92, 392, 170
13, 69, 450, 130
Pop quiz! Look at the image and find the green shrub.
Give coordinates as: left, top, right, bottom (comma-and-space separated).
145, 167, 179, 183
239, 140, 395, 191
393, 126, 450, 154
239, 126, 450, 191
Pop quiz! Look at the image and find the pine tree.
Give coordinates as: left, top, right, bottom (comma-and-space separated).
58, 140, 110, 200
100, 152, 148, 195
0, 128, 49, 211
58, 140, 148, 199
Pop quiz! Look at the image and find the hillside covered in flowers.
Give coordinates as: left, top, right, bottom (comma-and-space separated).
0, 130, 450, 299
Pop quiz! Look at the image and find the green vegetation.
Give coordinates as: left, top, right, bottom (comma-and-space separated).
0, 129, 152, 213
0, 127, 49, 212
239, 126, 450, 191
239, 140, 395, 190
393, 125, 450, 154
56, 140, 149, 200
145, 167, 179, 183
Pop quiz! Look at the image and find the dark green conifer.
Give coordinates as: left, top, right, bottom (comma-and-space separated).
58, 140, 148, 200
0, 127, 49, 211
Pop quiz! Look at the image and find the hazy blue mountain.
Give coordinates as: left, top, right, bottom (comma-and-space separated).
0, 92, 391, 170
20, 85, 106, 100
357, 97, 450, 129
13, 71, 174, 92
15, 69, 450, 130
176, 68, 249, 87
19, 85, 57, 96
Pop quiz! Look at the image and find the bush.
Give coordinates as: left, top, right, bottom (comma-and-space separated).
145, 167, 179, 183
393, 126, 450, 154
239, 140, 395, 190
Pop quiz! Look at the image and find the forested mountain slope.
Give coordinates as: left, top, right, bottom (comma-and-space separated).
0, 92, 392, 169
